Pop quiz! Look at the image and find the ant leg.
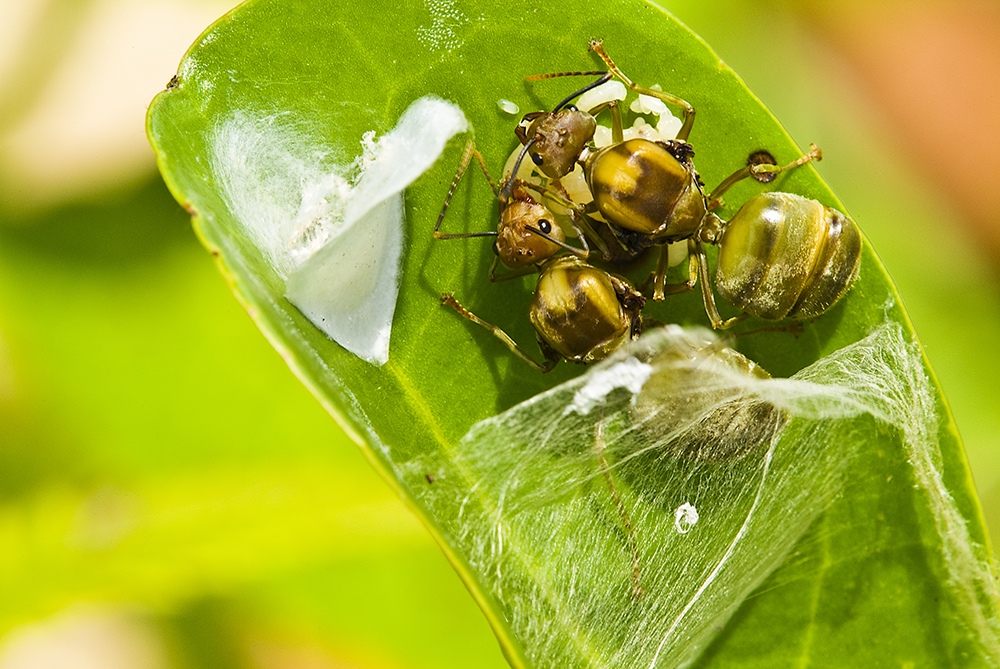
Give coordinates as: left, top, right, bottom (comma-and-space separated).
708, 144, 823, 203
751, 143, 822, 180
560, 88, 624, 143
651, 240, 699, 300
594, 414, 643, 598
691, 238, 726, 329
716, 313, 750, 330
651, 245, 670, 300
434, 139, 501, 241
687, 239, 750, 329
717, 321, 803, 346
565, 211, 591, 256
589, 40, 696, 142
487, 256, 537, 283
706, 165, 754, 208
440, 293, 557, 372
470, 145, 501, 197
570, 212, 612, 260
608, 100, 624, 145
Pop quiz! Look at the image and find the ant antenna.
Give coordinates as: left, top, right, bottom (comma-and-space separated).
500, 138, 536, 205
551, 72, 614, 112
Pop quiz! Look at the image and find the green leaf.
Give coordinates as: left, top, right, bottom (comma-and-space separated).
146, 1, 1000, 666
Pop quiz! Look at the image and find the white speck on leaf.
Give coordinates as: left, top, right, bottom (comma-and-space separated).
674, 502, 699, 534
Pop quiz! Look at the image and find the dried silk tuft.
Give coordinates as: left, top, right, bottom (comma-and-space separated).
397, 323, 1000, 667
211, 97, 468, 365
566, 357, 653, 416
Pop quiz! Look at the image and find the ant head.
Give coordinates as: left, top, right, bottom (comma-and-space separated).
519, 109, 596, 179
513, 71, 612, 180
495, 193, 566, 269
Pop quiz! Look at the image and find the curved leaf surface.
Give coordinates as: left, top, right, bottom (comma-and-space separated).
146, 1, 1000, 666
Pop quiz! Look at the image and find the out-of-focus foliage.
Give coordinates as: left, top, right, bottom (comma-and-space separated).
1, 0, 998, 667
0, 175, 510, 668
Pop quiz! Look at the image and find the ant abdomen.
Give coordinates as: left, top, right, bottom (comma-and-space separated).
529, 255, 644, 364
715, 192, 862, 321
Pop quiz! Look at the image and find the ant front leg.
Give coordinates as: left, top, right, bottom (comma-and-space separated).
589, 40, 696, 142
434, 139, 501, 241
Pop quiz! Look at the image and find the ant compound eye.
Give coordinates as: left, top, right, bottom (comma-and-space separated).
566, 104, 578, 111
492, 240, 500, 256
531, 153, 544, 166
538, 219, 552, 234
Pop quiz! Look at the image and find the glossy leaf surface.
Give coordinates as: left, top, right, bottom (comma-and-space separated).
146, 1, 1000, 666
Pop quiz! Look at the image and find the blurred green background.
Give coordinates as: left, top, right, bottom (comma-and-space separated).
1, 0, 997, 666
